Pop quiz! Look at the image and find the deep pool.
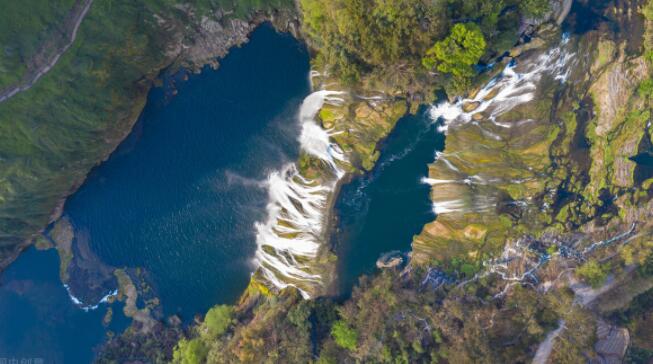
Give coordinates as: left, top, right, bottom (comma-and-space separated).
63, 23, 310, 319
332, 110, 443, 295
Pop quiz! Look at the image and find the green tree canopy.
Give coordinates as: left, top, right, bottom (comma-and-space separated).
519, 0, 550, 18
421, 23, 486, 78
172, 338, 208, 364
203, 304, 234, 338
331, 320, 359, 351
299, 0, 448, 82
576, 260, 608, 288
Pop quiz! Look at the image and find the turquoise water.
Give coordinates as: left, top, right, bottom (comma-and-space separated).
332, 110, 443, 295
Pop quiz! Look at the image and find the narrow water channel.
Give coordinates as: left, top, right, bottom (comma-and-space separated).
332, 110, 443, 295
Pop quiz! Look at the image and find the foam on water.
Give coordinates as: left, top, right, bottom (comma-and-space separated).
63, 284, 118, 312
255, 90, 347, 297
427, 35, 574, 216
430, 35, 574, 134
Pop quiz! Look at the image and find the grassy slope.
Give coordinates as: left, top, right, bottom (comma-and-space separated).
0, 0, 294, 266
0, 0, 76, 88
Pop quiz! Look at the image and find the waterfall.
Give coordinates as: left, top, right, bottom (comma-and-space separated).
430, 35, 573, 134
254, 90, 347, 298
426, 35, 574, 216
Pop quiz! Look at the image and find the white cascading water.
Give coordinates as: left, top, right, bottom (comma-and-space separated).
254, 90, 347, 297
425, 35, 574, 215
431, 35, 572, 133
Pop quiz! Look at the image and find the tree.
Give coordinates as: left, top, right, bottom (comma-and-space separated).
299, 0, 448, 83
422, 23, 486, 78
203, 305, 234, 338
519, 0, 550, 18
643, 0, 653, 20
331, 320, 359, 351
172, 338, 208, 364
576, 260, 608, 288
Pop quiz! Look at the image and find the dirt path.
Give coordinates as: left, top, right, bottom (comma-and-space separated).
532, 320, 566, 364
0, 0, 93, 103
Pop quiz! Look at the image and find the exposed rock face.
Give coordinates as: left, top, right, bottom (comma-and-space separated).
589, 52, 649, 189
413, 28, 571, 263
48, 217, 74, 281
157, 6, 301, 72
591, 56, 646, 138
376, 251, 404, 269
115, 269, 157, 334
252, 73, 408, 297
592, 321, 630, 364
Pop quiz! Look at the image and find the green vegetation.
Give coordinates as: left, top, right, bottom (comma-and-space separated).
0, 0, 76, 88
331, 321, 358, 351
203, 305, 234, 338
299, 0, 448, 83
577, 260, 609, 288
0, 0, 294, 267
152, 3, 653, 363
519, 0, 551, 18
173, 338, 209, 364
639, 78, 653, 100
299, 0, 546, 86
422, 23, 486, 93
644, 0, 653, 20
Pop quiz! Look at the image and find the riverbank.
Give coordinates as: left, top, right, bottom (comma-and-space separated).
0, 0, 299, 273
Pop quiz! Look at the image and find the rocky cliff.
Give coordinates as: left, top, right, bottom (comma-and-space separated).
0, 0, 298, 271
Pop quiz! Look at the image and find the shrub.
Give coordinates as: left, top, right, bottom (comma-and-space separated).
203, 305, 234, 338
422, 23, 486, 78
576, 260, 608, 288
519, 0, 550, 18
638, 79, 653, 99
331, 320, 359, 351
172, 338, 208, 364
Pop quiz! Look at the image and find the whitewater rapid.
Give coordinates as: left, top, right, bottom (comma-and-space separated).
254, 90, 347, 297
425, 34, 574, 216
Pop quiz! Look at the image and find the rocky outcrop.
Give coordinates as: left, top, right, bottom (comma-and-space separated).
160, 7, 300, 71
592, 321, 630, 364
376, 251, 404, 269
252, 73, 408, 297
413, 26, 569, 263
0, 2, 301, 274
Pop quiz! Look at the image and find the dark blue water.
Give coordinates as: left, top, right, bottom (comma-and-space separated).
332, 110, 443, 295
0, 247, 129, 363
63, 23, 310, 319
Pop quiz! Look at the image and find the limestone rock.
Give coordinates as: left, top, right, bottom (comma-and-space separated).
592, 320, 630, 364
